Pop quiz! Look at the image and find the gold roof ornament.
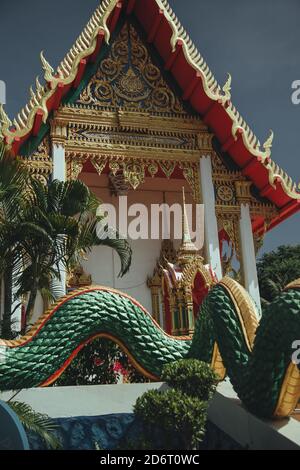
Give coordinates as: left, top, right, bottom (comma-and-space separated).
40, 51, 55, 83
177, 187, 202, 266
0, 104, 12, 138
67, 264, 92, 289
222, 73, 232, 101
262, 129, 274, 157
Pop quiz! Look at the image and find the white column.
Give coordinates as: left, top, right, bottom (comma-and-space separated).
52, 142, 66, 181
11, 274, 22, 332
199, 156, 223, 280
51, 142, 66, 297
239, 203, 261, 318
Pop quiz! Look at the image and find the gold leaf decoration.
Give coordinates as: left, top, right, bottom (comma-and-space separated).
159, 160, 176, 178
77, 22, 186, 114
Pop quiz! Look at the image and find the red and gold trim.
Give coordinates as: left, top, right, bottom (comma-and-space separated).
1, 0, 298, 231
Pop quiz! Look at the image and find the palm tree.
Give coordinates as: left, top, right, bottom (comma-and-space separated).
0, 143, 132, 337
7, 400, 61, 449
0, 143, 29, 338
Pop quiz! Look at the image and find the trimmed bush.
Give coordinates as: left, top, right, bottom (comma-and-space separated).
133, 388, 208, 450
161, 359, 219, 400
120, 359, 219, 449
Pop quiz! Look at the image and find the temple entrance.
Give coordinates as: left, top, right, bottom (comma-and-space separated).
77, 163, 201, 319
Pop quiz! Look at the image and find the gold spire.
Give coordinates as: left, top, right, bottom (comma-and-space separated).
177, 187, 202, 266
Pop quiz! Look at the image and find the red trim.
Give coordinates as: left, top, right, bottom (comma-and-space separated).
126, 0, 137, 15
52, 83, 64, 110
260, 183, 275, 198
39, 330, 160, 386
164, 40, 183, 71
108, 2, 123, 32
11, 137, 21, 155
147, 9, 164, 43
242, 158, 260, 177
183, 72, 201, 101
32, 110, 44, 136
90, 31, 105, 63
73, 59, 87, 88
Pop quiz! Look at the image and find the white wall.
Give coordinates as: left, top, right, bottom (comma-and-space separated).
79, 172, 193, 314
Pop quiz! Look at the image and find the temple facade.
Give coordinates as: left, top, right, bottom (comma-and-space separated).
0, 0, 299, 334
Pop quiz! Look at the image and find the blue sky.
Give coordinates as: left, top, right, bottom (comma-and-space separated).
0, 0, 299, 255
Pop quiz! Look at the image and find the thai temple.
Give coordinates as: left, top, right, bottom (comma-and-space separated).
0, 0, 299, 336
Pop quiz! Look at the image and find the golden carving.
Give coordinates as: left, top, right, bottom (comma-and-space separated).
109, 170, 130, 196
159, 160, 176, 178
65, 150, 201, 199
109, 160, 120, 175
77, 23, 185, 115
50, 119, 68, 146
147, 239, 177, 324
67, 264, 92, 288
159, 192, 215, 335
20, 136, 52, 184
235, 181, 252, 202
253, 232, 264, 256
179, 162, 201, 203
180, 258, 213, 291
66, 153, 88, 180
90, 155, 107, 176
216, 184, 235, 203
123, 161, 145, 190
3, 1, 298, 210
147, 161, 159, 178
211, 152, 226, 172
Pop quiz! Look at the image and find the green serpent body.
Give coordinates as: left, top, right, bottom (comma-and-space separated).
0, 278, 300, 418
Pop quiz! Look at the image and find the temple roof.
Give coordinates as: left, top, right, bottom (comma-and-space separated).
0, 0, 299, 233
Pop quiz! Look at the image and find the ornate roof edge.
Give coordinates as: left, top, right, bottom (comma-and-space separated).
0, 0, 299, 230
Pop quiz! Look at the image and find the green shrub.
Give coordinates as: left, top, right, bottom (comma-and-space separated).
161, 359, 219, 400
133, 389, 207, 450
121, 359, 218, 450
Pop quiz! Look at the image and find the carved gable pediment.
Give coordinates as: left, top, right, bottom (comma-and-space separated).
76, 22, 187, 115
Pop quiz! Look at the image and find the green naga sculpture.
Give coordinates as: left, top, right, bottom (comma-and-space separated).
0, 276, 300, 419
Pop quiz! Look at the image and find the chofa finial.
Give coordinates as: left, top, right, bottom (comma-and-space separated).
263, 129, 274, 154
0, 103, 12, 137
40, 51, 55, 82
222, 73, 232, 100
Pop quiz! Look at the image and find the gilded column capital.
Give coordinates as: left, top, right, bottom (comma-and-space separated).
197, 132, 214, 153
50, 119, 68, 148
235, 181, 253, 204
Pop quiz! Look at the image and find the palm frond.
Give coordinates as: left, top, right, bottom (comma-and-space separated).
8, 401, 61, 449
49, 180, 91, 216
96, 226, 132, 277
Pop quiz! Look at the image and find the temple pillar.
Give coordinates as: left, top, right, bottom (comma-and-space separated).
51, 122, 67, 297
52, 143, 66, 181
199, 156, 222, 280
239, 203, 262, 318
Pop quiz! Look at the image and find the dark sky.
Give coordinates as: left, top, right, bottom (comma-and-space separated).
0, 0, 299, 255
